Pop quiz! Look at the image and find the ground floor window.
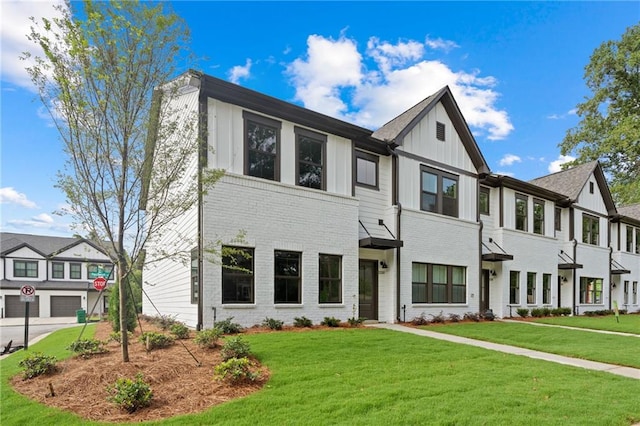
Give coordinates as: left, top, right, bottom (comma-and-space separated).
527, 272, 536, 304
510, 271, 520, 304
411, 262, 466, 304
580, 277, 603, 304
319, 254, 341, 303
222, 246, 254, 304
624, 280, 629, 305
274, 250, 301, 304
633, 281, 638, 305
542, 274, 551, 304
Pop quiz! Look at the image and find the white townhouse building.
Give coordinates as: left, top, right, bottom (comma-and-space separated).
0, 233, 115, 318
142, 70, 638, 329
611, 204, 640, 312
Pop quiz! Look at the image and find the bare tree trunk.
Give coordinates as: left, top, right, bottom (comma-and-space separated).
119, 267, 129, 362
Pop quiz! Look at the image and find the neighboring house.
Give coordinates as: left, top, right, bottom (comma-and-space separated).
142, 70, 639, 329
611, 203, 640, 312
0, 233, 115, 318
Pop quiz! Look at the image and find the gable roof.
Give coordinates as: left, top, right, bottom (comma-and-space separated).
528, 161, 617, 215
371, 86, 490, 175
0, 233, 108, 258
617, 203, 640, 226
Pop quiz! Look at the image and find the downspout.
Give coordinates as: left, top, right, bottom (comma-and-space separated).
572, 238, 578, 315
478, 220, 484, 313
196, 75, 206, 331
386, 143, 402, 323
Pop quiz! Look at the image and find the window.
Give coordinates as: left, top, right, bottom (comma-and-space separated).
580, 277, 603, 304
633, 282, 638, 305
533, 200, 544, 235
543, 274, 551, 304
436, 121, 445, 141
295, 127, 326, 190
510, 271, 520, 304
626, 226, 633, 252
274, 251, 301, 304
589, 181, 594, 194
191, 248, 198, 305
355, 151, 378, 188
479, 187, 490, 215
527, 272, 536, 304
52, 262, 64, 279
244, 111, 281, 181
515, 195, 527, 231
222, 247, 254, 304
70, 263, 81, 279
582, 214, 599, 245
555, 207, 561, 231
14, 260, 38, 278
411, 263, 466, 304
420, 166, 458, 218
319, 254, 342, 303
636, 229, 640, 254
624, 281, 629, 305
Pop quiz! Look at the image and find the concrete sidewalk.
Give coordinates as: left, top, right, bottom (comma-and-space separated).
369, 323, 640, 380
500, 318, 640, 337
0, 317, 77, 327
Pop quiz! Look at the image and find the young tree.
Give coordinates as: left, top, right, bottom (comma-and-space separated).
23, 1, 220, 361
560, 24, 640, 205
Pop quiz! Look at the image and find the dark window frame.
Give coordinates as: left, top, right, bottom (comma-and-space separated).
515, 194, 528, 231
191, 248, 198, 305
222, 246, 255, 304
582, 213, 600, 246
14, 260, 38, 278
626, 226, 634, 252
274, 250, 302, 304
580, 277, 603, 304
624, 280, 629, 305
533, 199, 545, 235
355, 150, 379, 189
555, 207, 562, 232
295, 126, 327, 191
52, 262, 65, 279
411, 262, 466, 304
527, 272, 536, 304
70, 263, 82, 280
436, 121, 446, 141
420, 165, 459, 218
479, 186, 490, 215
319, 254, 342, 304
510, 271, 520, 304
636, 228, 640, 254
542, 273, 551, 304
243, 111, 282, 182
589, 181, 594, 194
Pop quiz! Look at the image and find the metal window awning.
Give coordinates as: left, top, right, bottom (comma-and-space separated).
558, 250, 583, 269
611, 259, 630, 275
359, 219, 403, 250
482, 238, 513, 262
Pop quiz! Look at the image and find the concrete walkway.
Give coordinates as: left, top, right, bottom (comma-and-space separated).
499, 318, 640, 338
368, 323, 640, 380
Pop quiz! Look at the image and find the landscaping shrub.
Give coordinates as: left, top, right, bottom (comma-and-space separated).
194, 328, 223, 348
19, 352, 58, 379
530, 308, 545, 318
108, 282, 137, 333
448, 313, 461, 323
169, 323, 190, 339
516, 308, 529, 318
138, 332, 174, 350
220, 336, 252, 361
542, 307, 552, 317
148, 314, 180, 330
463, 312, 481, 322
429, 311, 446, 324
293, 316, 313, 327
214, 357, 259, 384
107, 373, 153, 413
67, 338, 108, 358
262, 317, 284, 330
411, 313, 429, 325
109, 330, 133, 343
551, 307, 572, 316
321, 317, 341, 327
214, 317, 243, 334
347, 317, 364, 327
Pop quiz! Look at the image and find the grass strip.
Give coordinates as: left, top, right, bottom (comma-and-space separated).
533, 314, 640, 334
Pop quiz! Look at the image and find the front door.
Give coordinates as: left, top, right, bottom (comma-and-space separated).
359, 260, 378, 320
557, 276, 562, 308
480, 269, 490, 313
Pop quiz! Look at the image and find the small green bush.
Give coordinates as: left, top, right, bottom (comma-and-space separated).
262, 317, 284, 330
293, 316, 313, 327
109, 331, 133, 343
67, 338, 108, 358
530, 308, 545, 318
347, 317, 364, 327
19, 352, 58, 379
541, 307, 551, 317
139, 332, 174, 350
516, 308, 529, 318
107, 373, 153, 413
214, 317, 243, 334
321, 316, 341, 327
220, 336, 251, 361
194, 328, 223, 348
214, 357, 259, 384
169, 323, 190, 339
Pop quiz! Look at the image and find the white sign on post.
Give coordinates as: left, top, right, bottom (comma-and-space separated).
20, 285, 36, 303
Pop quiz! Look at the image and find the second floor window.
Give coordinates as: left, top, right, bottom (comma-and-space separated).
52, 262, 64, 279
479, 187, 490, 215
515, 195, 527, 231
14, 260, 38, 278
555, 207, 562, 231
355, 151, 378, 188
70, 263, 82, 279
244, 111, 281, 181
420, 166, 458, 218
295, 127, 326, 190
636, 229, 640, 254
533, 200, 544, 235
582, 214, 599, 245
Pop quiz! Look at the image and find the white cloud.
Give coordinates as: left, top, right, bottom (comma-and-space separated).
286, 34, 513, 140
547, 108, 578, 120
548, 154, 575, 173
228, 59, 253, 84
0, 187, 38, 208
499, 154, 522, 166
0, 0, 67, 90
494, 170, 515, 177
424, 36, 459, 52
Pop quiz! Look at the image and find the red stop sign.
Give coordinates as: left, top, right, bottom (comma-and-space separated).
93, 277, 107, 291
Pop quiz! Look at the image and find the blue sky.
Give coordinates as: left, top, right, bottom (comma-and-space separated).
1, 1, 639, 237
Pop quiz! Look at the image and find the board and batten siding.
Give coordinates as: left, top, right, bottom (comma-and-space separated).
356, 154, 394, 239
142, 88, 201, 327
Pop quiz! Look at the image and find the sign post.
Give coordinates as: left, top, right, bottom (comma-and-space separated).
20, 285, 36, 350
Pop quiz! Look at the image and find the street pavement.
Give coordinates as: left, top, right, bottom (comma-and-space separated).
0, 317, 80, 353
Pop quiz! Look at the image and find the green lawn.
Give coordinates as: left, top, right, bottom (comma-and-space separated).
1, 326, 639, 426
533, 314, 640, 334
429, 321, 640, 368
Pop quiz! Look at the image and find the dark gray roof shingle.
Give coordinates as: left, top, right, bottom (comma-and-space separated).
371, 89, 442, 141
618, 203, 640, 221
1, 232, 82, 257
528, 161, 599, 201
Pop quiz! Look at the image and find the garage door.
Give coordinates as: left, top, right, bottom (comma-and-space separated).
51, 296, 82, 317
5, 295, 40, 318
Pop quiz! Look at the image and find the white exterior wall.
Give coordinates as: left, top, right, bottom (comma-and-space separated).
3, 247, 46, 281
401, 208, 481, 320
201, 174, 359, 328
612, 221, 640, 313
356, 154, 394, 240
574, 244, 610, 313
